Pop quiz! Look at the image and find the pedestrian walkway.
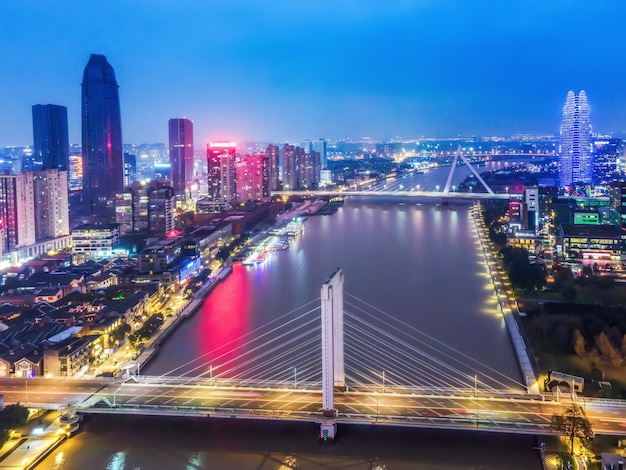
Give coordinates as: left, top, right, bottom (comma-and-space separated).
0, 411, 64, 470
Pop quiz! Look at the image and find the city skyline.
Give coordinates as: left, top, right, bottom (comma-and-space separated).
1, 1, 626, 147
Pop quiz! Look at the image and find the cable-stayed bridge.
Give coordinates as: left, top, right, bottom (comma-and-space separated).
4, 270, 626, 438
277, 145, 510, 201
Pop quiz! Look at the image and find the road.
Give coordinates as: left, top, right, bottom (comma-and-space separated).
3, 377, 626, 436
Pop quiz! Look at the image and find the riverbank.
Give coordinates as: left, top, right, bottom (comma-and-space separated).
472, 203, 540, 393
134, 264, 234, 371
134, 203, 312, 372
0, 411, 65, 470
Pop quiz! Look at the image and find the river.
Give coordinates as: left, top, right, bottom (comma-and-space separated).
38, 178, 543, 468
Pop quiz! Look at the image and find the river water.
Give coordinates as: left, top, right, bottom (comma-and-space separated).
38, 167, 543, 469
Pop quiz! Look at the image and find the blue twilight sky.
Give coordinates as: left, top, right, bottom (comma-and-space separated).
1, 0, 625, 147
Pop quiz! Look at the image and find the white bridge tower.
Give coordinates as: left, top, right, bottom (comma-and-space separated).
319, 268, 345, 441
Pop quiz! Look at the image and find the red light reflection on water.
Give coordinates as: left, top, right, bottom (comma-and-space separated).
196, 264, 251, 378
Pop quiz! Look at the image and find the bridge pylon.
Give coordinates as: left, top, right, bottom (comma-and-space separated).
443, 145, 494, 196
319, 268, 345, 441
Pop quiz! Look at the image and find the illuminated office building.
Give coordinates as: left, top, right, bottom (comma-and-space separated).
559, 90, 592, 187
168, 118, 194, 203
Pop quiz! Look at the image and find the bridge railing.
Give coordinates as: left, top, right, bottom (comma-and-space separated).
77, 401, 569, 436
131, 375, 323, 390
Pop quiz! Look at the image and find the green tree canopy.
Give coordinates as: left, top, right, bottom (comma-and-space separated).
551, 406, 594, 454
0, 404, 29, 448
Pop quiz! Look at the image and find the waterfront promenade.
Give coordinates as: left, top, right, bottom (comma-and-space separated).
471, 204, 540, 394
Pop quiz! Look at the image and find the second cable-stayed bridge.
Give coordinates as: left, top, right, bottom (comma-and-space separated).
4, 270, 626, 438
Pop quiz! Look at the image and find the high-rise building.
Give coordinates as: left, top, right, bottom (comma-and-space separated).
559, 90, 592, 187
131, 182, 149, 232
265, 144, 280, 191
123, 152, 136, 189
33, 169, 70, 241
0, 173, 36, 252
168, 118, 194, 203
282, 144, 296, 191
68, 154, 83, 191
31, 104, 69, 171
149, 186, 175, 236
116, 181, 174, 236
312, 138, 328, 169
207, 142, 236, 205
114, 192, 133, 235
593, 137, 622, 185
609, 181, 626, 257
284, 146, 318, 190
236, 155, 270, 202
81, 54, 124, 220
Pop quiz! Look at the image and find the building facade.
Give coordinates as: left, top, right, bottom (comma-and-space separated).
0, 173, 36, 253
71, 224, 120, 261
313, 138, 328, 169
207, 142, 236, 207
115, 181, 174, 236
33, 169, 70, 241
266, 144, 280, 191
282, 144, 296, 190
236, 154, 270, 202
81, 54, 124, 221
123, 152, 136, 189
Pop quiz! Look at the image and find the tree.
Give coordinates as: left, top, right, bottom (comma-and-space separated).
0, 404, 29, 430
553, 265, 575, 288
0, 404, 29, 447
595, 332, 623, 368
621, 334, 626, 358
572, 329, 586, 358
560, 283, 578, 302
551, 406, 594, 454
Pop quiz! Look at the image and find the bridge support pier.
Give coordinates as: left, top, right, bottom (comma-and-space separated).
319, 419, 337, 442
320, 268, 344, 441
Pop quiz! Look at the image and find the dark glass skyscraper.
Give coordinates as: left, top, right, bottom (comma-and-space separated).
168, 118, 194, 202
81, 54, 123, 220
31, 104, 69, 171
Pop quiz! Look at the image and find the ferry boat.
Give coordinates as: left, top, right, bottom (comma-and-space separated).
274, 240, 290, 251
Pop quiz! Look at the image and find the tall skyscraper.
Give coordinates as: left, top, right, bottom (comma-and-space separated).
168, 118, 194, 203
32, 104, 69, 171
559, 90, 592, 187
81, 54, 124, 220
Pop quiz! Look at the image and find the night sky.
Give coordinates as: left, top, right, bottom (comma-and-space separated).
1, 0, 625, 146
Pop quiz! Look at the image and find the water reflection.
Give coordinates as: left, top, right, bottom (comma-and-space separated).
105, 451, 126, 470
